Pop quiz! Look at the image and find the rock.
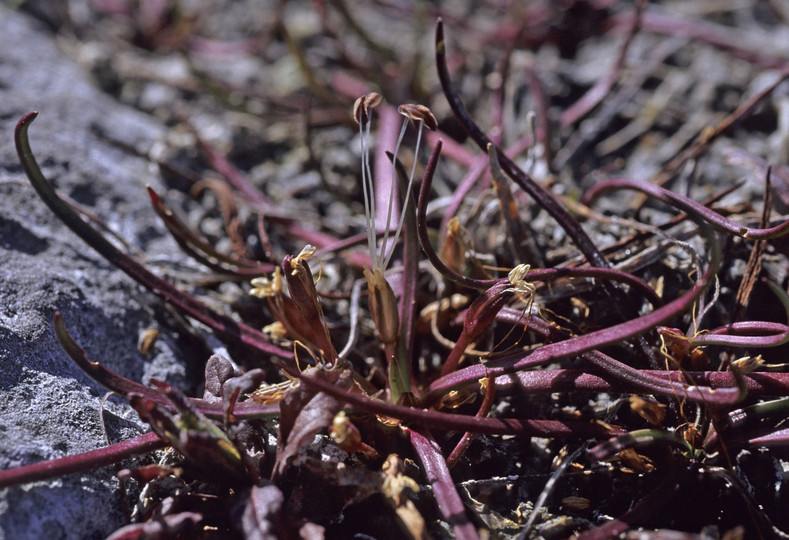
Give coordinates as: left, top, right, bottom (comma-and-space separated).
0, 9, 194, 539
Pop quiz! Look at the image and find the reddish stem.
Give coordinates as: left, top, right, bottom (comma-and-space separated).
406, 427, 480, 540
0, 432, 164, 489
560, 1, 644, 126
446, 378, 496, 469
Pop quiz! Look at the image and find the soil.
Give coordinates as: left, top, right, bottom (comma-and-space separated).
2, 1, 789, 539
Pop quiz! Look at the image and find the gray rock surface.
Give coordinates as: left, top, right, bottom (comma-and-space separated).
0, 9, 195, 539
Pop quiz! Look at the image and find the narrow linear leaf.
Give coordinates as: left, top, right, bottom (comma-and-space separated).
148, 186, 272, 274
54, 313, 279, 421
583, 177, 789, 240
429, 220, 729, 405
0, 432, 164, 489
14, 113, 291, 360
298, 369, 622, 438
436, 20, 610, 269
406, 427, 479, 540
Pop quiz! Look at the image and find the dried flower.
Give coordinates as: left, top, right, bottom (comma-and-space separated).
250, 267, 283, 298
439, 217, 469, 274
629, 395, 666, 427
730, 354, 764, 373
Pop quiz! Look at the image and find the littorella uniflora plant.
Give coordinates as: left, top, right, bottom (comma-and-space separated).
353, 92, 437, 403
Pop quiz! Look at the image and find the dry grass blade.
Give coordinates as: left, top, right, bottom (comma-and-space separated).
733, 169, 772, 322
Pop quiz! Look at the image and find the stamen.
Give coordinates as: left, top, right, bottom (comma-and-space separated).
250, 267, 283, 298
364, 118, 377, 264
381, 104, 438, 270
290, 244, 317, 274
506, 264, 536, 298
354, 97, 436, 273
379, 117, 409, 269
354, 93, 382, 266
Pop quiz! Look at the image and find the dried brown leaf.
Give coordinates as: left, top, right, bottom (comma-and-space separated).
274, 367, 354, 478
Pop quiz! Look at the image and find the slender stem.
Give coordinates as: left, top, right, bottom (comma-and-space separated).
391, 153, 421, 392
374, 106, 400, 246
381, 118, 409, 267
0, 432, 165, 489
361, 117, 377, 265
436, 20, 610, 269
406, 427, 480, 540
383, 120, 424, 270
298, 369, 622, 437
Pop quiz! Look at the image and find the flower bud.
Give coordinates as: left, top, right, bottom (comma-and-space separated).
281, 246, 338, 363
364, 267, 400, 345
462, 266, 530, 343
462, 280, 512, 343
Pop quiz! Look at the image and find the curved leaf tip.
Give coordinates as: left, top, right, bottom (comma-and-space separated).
15, 111, 38, 130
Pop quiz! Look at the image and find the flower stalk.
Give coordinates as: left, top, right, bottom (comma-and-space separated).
354, 94, 437, 402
